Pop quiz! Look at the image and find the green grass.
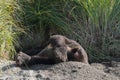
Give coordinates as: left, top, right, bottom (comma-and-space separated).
15, 0, 74, 50
71, 0, 120, 62
17, 0, 72, 33
0, 0, 22, 59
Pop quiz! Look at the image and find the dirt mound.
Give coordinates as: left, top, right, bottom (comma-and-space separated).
0, 60, 119, 80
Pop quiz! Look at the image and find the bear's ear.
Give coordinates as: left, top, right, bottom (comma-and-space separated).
71, 48, 78, 53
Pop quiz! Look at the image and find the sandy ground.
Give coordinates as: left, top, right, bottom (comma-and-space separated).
0, 59, 120, 80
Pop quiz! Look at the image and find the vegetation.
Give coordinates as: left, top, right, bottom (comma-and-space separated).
15, 0, 73, 51
0, 0, 23, 59
0, 0, 120, 62
73, 0, 120, 62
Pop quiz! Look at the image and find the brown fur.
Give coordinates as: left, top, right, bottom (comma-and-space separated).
15, 52, 31, 66
50, 35, 89, 64
15, 35, 89, 66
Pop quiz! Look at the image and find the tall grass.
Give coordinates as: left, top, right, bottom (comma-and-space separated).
71, 0, 120, 61
0, 0, 22, 59
17, 0, 73, 32
16, 0, 74, 50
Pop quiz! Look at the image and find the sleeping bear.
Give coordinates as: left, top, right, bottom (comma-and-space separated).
15, 35, 89, 66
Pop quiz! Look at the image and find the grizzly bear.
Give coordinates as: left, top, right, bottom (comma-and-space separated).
15, 35, 89, 66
